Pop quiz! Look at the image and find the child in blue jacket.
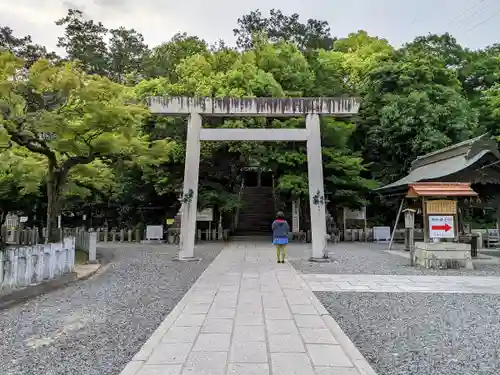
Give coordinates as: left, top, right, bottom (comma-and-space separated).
272, 211, 290, 263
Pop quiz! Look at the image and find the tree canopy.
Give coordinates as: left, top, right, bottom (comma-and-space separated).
1, 7, 500, 233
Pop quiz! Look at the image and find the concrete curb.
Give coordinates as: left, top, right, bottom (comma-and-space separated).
0, 262, 102, 311
74, 263, 103, 281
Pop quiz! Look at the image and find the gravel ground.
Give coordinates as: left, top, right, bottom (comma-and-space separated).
0, 243, 222, 375
288, 243, 500, 276
317, 291, 500, 375
481, 250, 500, 258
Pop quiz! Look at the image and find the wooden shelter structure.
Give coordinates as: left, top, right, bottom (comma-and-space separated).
376, 134, 500, 248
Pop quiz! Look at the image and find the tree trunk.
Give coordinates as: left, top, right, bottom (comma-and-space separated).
46, 165, 65, 243
34, 197, 46, 243
496, 200, 500, 233
0, 209, 6, 250
166, 200, 182, 220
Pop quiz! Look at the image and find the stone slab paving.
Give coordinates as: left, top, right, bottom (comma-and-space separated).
120, 243, 377, 375
303, 274, 500, 293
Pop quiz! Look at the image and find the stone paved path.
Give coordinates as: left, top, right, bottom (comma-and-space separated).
120, 244, 376, 375
303, 274, 500, 293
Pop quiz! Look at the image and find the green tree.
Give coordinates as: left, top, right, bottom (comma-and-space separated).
333, 30, 394, 95
356, 52, 478, 183
459, 50, 500, 135
483, 81, 500, 132
0, 26, 59, 67
144, 33, 207, 81
108, 27, 149, 83
233, 9, 335, 51
55, 9, 109, 75
253, 39, 314, 95
403, 33, 466, 68
0, 52, 147, 240
0, 147, 45, 247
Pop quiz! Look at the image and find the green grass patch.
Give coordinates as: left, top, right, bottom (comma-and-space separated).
75, 249, 89, 264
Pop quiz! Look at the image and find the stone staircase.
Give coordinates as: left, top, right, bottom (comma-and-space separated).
235, 186, 276, 237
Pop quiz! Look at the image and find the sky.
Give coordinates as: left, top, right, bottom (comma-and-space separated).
1, 0, 500, 53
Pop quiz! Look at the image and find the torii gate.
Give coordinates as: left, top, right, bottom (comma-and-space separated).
147, 97, 360, 261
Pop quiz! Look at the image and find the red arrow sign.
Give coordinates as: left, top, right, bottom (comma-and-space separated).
431, 223, 452, 232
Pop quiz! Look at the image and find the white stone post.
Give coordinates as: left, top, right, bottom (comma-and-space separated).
306, 114, 328, 260
179, 112, 202, 259
88, 232, 98, 264
292, 199, 300, 233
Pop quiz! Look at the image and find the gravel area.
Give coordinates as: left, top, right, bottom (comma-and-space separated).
316, 291, 500, 375
288, 243, 500, 276
316, 292, 500, 375
481, 250, 500, 258
0, 243, 222, 375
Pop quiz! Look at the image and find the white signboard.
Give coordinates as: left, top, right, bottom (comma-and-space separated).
177, 207, 213, 221
373, 226, 391, 243
19, 216, 28, 223
344, 207, 366, 220
146, 225, 163, 240
428, 216, 454, 239
196, 208, 213, 222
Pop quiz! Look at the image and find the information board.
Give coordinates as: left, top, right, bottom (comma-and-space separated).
177, 207, 213, 221
146, 225, 163, 240
428, 215, 454, 239
344, 207, 366, 220
373, 226, 391, 243
196, 208, 213, 222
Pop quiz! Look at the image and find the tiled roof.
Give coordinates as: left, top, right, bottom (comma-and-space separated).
376, 134, 500, 195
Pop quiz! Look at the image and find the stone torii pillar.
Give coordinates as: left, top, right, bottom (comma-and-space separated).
147, 97, 360, 261
306, 113, 328, 258
178, 111, 202, 258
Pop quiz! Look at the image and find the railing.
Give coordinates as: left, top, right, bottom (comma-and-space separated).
2, 226, 229, 247
341, 228, 424, 243
0, 237, 75, 290
1, 227, 40, 246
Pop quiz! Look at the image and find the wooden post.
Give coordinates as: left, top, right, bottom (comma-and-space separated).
388, 198, 404, 250
409, 228, 415, 266
342, 207, 347, 242
422, 197, 429, 243
364, 207, 368, 242
404, 228, 409, 251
